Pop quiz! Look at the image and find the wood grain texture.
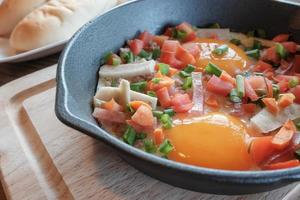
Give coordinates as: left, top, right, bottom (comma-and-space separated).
0, 53, 59, 86
0, 65, 299, 200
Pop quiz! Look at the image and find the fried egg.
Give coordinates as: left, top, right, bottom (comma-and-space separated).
195, 38, 249, 76
165, 112, 255, 170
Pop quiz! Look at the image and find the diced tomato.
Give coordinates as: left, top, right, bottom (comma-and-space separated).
282, 42, 298, 54
262, 98, 279, 114
274, 75, 298, 83
171, 93, 192, 106
138, 31, 153, 47
175, 45, 196, 66
250, 136, 276, 165
129, 39, 144, 55
205, 95, 219, 108
291, 85, 300, 104
172, 103, 194, 113
160, 51, 184, 69
131, 105, 154, 127
164, 27, 173, 37
153, 35, 169, 48
242, 103, 256, 114
129, 101, 152, 111
278, 80, 289, 93
263, 159, 300, 170
247, 76, 265, 90
253, 60, 273, 72
206, 75, 234, 96
272, 120, 296, 150
177, 22, 194, 34
176, 22, 197, 42
101, 98, 123, 112
293, 55, 300, 73
262, 47, 280, 64
182, 42, 200, 57
153, 128, 165, 145
244, 79, 259, 101
147, 73, 175, 91
266, 79, 273, 98
168, 67, 179, 76
106, 53, 122, 65
161, 40, 180, 53
156, 87, 172, 108
220, 71, 236, 86
93, 108, 126, 124
278, 93, 295, 108
170, 93, 193, 113
185, 32, 197, 42
272, 34, 290, 43
126, 120, 154, 133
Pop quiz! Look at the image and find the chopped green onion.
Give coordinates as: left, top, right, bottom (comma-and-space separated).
158, 63, 170, 75
296, 122, 300, 131
272, 84, 280, 99
276, 43, 288, 59
104, 52, 113, 63
182, 77, 193, 90
208, 23, 221, 29
205, 62, 222, 77
160, 114, 172, 129
254, 72, 264, 76
213, 44, 229, 56
112, 57, 121, 66
152, 78, 162, 84
230, 38, 241, 46
136, 133, 147, 140
158, 139, 174, 155
289, 77, 299, 88
246, 49, 260, 59
152, 48, 161, 60
104, 52, 121, 66
147, 91, 157, 97
236, 75, 245, 98
126, 104, 135, 113
247, 30, 255, 37
253, 40, 262, 50
153, 110, 164, 118
184, 64, 196, 74
256, 29, 267, 38
230, 89, 242, 103
164, 108, 175, 117
130, 81, 147, 92
111, 79, 118, 87
172, 29, 187, 40
123, 126, 136, 145
120, 51, 134, 63
179, 71, 191, 78
143, 139, 157, 153
138, 49, 152, 60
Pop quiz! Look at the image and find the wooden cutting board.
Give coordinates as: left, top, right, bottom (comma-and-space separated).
0, 65, 300, 200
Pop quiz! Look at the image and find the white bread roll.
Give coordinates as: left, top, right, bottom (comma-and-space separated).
0, 0, 48, 36
9, 0, 118, 51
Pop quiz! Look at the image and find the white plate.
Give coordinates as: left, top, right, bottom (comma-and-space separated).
0, 37, 67, 63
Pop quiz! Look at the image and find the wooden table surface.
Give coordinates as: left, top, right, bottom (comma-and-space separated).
0, 53, 60, 86
0, 53, 60, 200
0, 1, 299, 198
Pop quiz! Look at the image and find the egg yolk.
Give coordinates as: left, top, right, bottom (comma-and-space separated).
195, 38, 249, 76
165, 112, 255, 170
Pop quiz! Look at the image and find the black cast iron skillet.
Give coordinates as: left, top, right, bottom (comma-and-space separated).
55, 0, 300, 195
